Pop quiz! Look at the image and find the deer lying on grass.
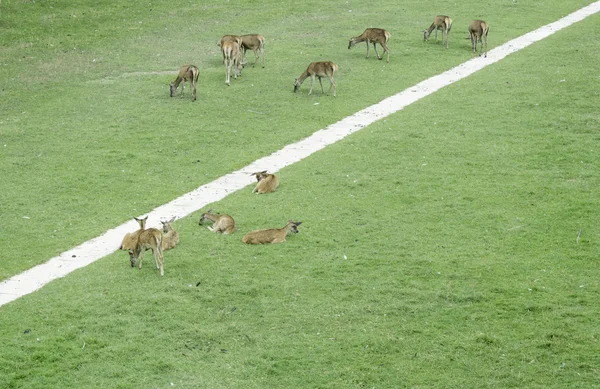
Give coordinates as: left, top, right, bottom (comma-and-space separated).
127, 216, 165, 276
293, 61, 338, 97
169, 64, 199, 102
348, 28, 391, 62
240, 34, 265, 68
119, 216, 146, 251
199, 209, 236, 234
161, 218, 179, 250
251, 170, 279, 194
423, 15, 452, 49
468, 20, 489, 57
221, 39, 244, 86
242, 220, 302, 244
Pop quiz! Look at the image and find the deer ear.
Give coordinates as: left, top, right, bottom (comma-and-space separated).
295, 221, 303, 226
207, 209, 213, 214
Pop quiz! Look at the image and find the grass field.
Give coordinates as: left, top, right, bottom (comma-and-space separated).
1, 0, 599, 387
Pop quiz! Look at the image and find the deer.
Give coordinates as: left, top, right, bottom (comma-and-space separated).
127, 216, 165, 276
119, 216, 146, 251
242, 220, 302, 244
468, 20, 489, 57
348, 28, 391, 62
221, 39, 244, 86
169, 64, 199, 102
199, 209, 236, 234
423, 15, 452, 49
240, 34, 265, 68
250, 170, 279, 194
293, 61, 338, 97
219, 34, 243, 48
160, 218, 179, 250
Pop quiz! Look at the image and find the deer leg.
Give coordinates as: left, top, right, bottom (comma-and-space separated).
137, 251, 145, 269
365, 40, 370, 58
191, 83, 196, 102
318, 77, 325, 95
373, 43, 382, 60
225, 59, 231, 85
483, 34, 487, 57
308, 75, 315, 95
260, 47, 265, 68
327, 76, 336, 97
445, 30, 449, 49
381, 42, 390, 63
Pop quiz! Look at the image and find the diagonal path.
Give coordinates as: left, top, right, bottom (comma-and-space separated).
1, 1, 599, 307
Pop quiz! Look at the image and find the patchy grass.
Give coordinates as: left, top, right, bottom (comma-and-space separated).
0, 0, 599, 388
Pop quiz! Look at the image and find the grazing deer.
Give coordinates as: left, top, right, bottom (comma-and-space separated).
423, 15, 452, 49
242, 220, 302, 244
221, 40, 243, 86
468, 20, 489, 57
127, 217, 165, 276
293, 61, 338, 97
119, 216, 146, 251
199, 209, 236, 234
240, 34, 265, 68
251, 170, 279, 194
348, 28, 391, 62
160, 218, 179, 250
169, 65, 199, 102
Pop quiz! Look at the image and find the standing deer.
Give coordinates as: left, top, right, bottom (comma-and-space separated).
293, 61, 338, 97
348, 28, 391, 62
169, 65, 199, 102
160, 218, 179, 250
242, 220, 302, 244
199, 209, 236, 234
423, 15, 453, 49
468, 20, 489, 57
241, 34, 265, 68
127, 216, 165, 276
221, 40, 243, 86
251, 171, 279, 194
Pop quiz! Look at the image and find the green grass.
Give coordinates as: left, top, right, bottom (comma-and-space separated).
1, 0, 600, 387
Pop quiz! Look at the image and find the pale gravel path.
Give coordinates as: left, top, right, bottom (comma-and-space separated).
1, 1, 599, 307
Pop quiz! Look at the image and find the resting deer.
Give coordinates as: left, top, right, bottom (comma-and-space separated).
160, 218, 179, 250
348, 28, 391, 62
169, 65, 199, 102
127, 217, 165, 276
423, 15, 452, 49
468, 20, 489, 57
221, 40, 243, 86
119, 216, 146, 251
199, 209, 236, 234
240, 34, 265, 68
251, 170, 279, 194
242, 220, 302, 244
293, 61, 338, 97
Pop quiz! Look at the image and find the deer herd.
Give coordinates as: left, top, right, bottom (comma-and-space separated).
168, 16, 489, 101
132, 15, 490, 275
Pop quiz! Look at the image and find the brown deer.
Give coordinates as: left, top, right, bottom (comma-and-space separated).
242, 220, 302, 244
119, 216, 146, 251
423, 15, 452, 49
251, 170, 279, 194
160, 218, 179, 250
468, 20, 489, 57
293, 61, 338, 97
240, 34, 265, 68
127, 217, 165, 276
169, 65, 199, 102
221, 40, 243, 86
348, 28, 391, 62
199, 209, 236, 234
